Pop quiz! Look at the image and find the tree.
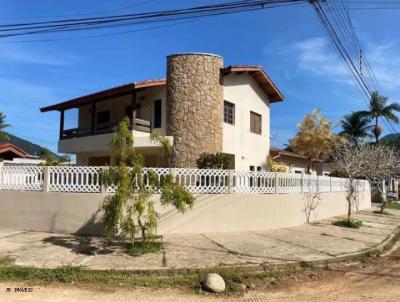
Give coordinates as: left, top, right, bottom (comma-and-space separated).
332, 144, 367, 220
333, 143, 400, 218
0, 112, 10, 140
102, 118, 194, 243
267, 156, 290, 172
150, 134, 172, 168
358, 91, 400, 143
358, 144, 400, 214
339, 112, 371, 145
289, 109, 345, 174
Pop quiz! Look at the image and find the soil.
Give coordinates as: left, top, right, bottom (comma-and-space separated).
1, 243, 400, 302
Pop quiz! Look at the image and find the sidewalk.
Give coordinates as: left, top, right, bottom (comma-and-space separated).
0, 208, 399, 271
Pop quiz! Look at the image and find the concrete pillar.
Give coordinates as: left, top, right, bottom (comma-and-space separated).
42, 166, 50, 192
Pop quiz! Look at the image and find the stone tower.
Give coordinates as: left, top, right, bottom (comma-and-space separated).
166, 53, 224, 168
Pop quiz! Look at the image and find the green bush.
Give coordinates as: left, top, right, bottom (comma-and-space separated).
332, 218, 363, 229
196, 153, 229, 169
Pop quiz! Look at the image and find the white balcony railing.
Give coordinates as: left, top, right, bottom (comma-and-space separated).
0, 166, 370, 194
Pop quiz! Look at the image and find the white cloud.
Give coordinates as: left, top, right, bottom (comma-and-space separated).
291, 37, 348, 78
0, 44, 77, 66
288, 37, 400, 94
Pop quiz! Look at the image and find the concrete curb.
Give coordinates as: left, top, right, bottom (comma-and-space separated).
75, 225, 400, 277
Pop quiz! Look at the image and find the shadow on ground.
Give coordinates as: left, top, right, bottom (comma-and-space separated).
42, 236, 125, 256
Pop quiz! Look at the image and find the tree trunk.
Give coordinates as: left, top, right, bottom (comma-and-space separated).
347, 180, 354, 220
374, 117, 379, 143
307, 158, 313, 174
138, 219, 147, 243
376, 183, 387, 214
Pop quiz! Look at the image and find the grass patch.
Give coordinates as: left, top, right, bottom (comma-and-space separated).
333, 218, 363, 229
387, 202, 400, 210
0, 262, 304, 294
0, 256, 13, 266
126, 240, 162, 255
373, 210, 393, 215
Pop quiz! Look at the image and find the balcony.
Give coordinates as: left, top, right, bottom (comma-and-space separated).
61, 118, 151, 140
58, 118, 173, 154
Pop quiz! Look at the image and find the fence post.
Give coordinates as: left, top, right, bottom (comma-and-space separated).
275, 172, 279, 194
170, 168, 177, 184
42, 166, 50, 192
301, 172, 304, 193
329, 176, 332, 192
228, 170, 234, 194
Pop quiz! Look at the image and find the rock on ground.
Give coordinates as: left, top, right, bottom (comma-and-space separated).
201, 273, 225, 293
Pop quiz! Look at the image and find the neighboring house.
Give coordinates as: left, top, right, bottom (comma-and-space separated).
0, 143, 45, 166
40, 53, 284, 170
269, 147, 333, 176
0, 143, 27, 161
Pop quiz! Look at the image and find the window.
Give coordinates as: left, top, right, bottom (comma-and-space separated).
154, 99, 162, 128
125, 106, 132, 118
224, 101, 235, 124
250, 111, 262, 134
97, 110, 110, 124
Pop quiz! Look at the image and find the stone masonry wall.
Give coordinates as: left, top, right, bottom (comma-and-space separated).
166, 53, 224, 167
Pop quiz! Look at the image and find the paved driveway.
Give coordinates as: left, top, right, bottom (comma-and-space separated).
0, 208, 399, 270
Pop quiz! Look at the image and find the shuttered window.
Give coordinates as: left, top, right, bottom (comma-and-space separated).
250, 111, 262, 134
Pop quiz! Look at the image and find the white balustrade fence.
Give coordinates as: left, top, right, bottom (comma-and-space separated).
0, 166, 370, 195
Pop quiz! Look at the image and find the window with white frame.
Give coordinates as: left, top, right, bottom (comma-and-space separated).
224, 101, 235, 125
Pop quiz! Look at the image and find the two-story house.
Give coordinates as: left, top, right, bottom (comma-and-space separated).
40, 53, 284, 170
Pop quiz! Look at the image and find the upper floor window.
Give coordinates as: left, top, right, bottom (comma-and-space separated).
97, 110, 110, 124
154, 99, 162, 128
224, 101, 235, 125
250, 111, 262, 134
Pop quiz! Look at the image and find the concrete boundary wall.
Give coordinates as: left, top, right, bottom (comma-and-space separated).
0, 191, 371, 236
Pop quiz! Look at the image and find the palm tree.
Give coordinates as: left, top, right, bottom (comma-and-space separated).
339, 112, 371, 145
0, 112, 10, 140
358, 91, 400, 143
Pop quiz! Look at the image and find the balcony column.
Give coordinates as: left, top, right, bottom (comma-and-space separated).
131, 90, 137, 130
91, 101, 96, 135
59, 109, 64, 140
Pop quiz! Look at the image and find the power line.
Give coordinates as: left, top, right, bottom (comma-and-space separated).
0, 1, 307, 39
311, 0, 399, 135
0, 0, 159, 21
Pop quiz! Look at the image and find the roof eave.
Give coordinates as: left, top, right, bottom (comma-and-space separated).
40, 79, 166, 113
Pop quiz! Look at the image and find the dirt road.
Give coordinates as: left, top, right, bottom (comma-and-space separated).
1, 244, 400, 302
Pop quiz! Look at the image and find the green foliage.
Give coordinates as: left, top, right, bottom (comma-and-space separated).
372, 210, 392, 216
150, 134, 172, 167
357, 91, 400, 143
387, 202, 400, 210
333, 218, 363, 229
197, 152, 229, 169
339, 112, 371, 145
0, 112, 10, 140
102, 118, 194, 244
126, 240, 163, 256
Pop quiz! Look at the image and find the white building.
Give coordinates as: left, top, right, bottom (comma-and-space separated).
40, 53, 284, 169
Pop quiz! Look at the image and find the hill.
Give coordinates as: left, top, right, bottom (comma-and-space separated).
0, 132, 61, 159
381, 133, 400, 142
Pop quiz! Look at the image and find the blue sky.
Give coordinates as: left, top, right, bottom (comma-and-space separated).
0, 0, 400, 154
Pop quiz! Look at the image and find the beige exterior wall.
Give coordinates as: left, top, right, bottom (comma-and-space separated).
0, 190, 371, 235
223, 73, 270, 171
272, 155, 334, 176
